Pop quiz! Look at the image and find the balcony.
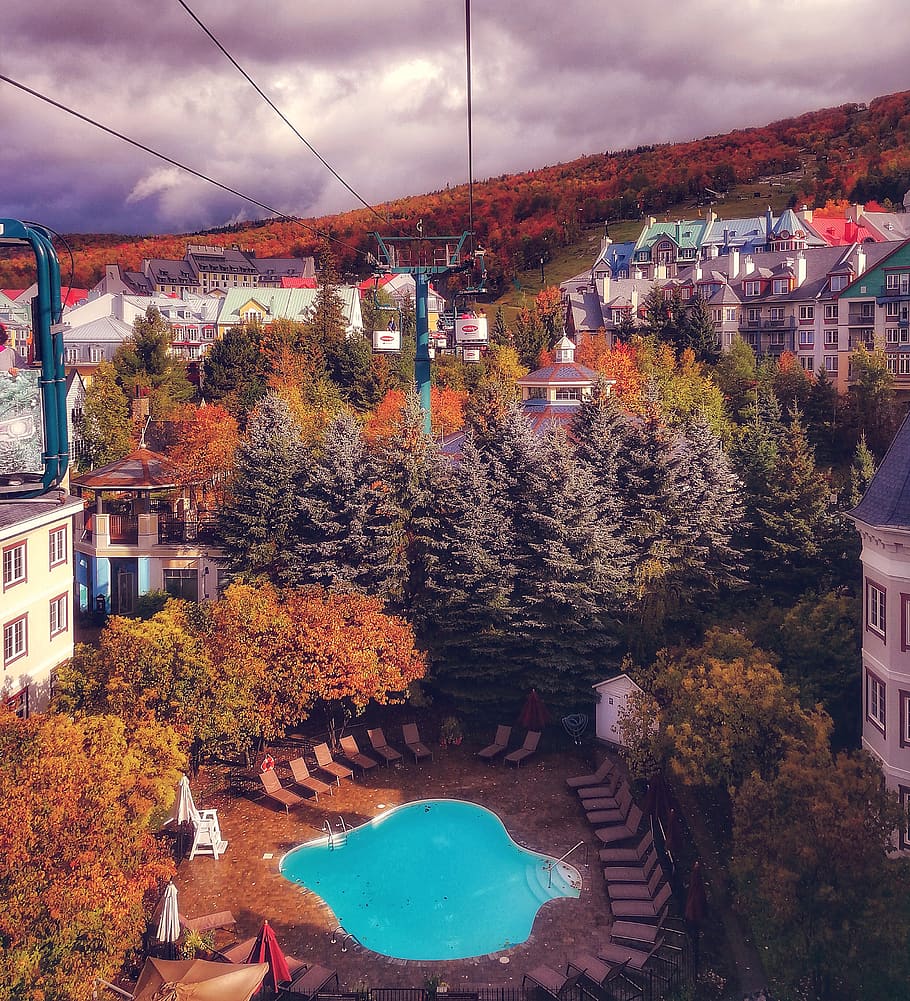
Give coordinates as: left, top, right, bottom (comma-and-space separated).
80, 509, 218, 552
158, 512, 219, 545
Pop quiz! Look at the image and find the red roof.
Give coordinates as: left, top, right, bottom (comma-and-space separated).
281, 277, 318, 288
70, 446, 180, 490
2, 289, 25, 301
814, 218, 880, 246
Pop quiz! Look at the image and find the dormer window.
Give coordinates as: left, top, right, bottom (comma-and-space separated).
772, 278, 790, 295
744, 280, 761, 297
830, 275, 847, 292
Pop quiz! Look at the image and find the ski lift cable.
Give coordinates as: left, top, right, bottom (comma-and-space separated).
0, 72, 370, 262
465, 0, 475, 255
177, 0, 389, 227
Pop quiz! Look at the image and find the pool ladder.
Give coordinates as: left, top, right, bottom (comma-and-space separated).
323, 817, 350, 849
544, 840, 588, 889
330, 925, 361, 952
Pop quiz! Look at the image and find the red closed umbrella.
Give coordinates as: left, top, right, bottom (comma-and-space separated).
684, 861, 707, 926
245, 920, 292, 992
518, 689, 552, 730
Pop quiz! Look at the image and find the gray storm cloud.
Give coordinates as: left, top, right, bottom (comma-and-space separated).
0, 0, 905, 234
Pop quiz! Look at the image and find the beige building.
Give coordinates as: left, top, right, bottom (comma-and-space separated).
1, 495, 83, 716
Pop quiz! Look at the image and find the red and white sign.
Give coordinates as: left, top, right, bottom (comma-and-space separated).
455, 315, 488, 344
372, 329, 402, 352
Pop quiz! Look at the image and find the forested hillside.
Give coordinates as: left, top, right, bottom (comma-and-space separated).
2, 90, 910, 290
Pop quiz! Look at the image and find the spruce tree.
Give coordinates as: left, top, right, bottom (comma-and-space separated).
679, 295, 720, 363
290, 412, 387, 592
215, 393, 305, 584
202, 324, 266, 418
113, 306, 194, 416
752, 408, 834, 598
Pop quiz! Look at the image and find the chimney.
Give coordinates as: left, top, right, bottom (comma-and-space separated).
729, 247, 740, 280
706, 209, 717, 228
675, 221, 681, 242
647, 216, 656, 228
796, 252, 807, 286
693, 264, 702, 281
601, 231, 613, 254
766, 206, 774, 241
596, 273, 611, 303
799, 205, 813, 224
851, 203, 865, 222
743, 255, 755, 276
655, 263, 667, 280
856, 245, 867, 276
631, 288, 640, 312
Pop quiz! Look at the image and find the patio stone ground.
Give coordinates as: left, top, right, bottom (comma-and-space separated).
175, 743, 615, 990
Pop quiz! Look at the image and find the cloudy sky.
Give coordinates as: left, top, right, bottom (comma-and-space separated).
1, 0, 907, 236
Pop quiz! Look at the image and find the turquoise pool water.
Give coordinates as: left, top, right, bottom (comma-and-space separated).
279, 799, 581, 960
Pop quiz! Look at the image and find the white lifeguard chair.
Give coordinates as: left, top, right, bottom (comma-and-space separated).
189, 808, 228, 860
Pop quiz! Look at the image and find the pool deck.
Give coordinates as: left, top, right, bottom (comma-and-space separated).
176, 743, 616, 990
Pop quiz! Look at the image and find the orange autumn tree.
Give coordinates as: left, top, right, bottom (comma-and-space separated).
364, 387, 467, 442
167, 403, 240, 503
208, 582, 426, 740
575, 335, 644, 404
0, 710, 180, 1000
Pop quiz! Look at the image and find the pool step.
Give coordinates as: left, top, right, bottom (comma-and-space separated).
525, 862, 557, 903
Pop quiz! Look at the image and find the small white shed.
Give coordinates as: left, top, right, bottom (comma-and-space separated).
593, 674, 644, 748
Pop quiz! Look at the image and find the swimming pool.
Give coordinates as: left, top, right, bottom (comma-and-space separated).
280, 799, 581, 960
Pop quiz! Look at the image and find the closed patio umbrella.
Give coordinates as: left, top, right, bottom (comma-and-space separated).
133, 957, 269, 1001
155, 882, 181, 960
685, 861, 708, 973
245, 920, 292, 992
174, 775, 201, 859
518, 689, 551, 730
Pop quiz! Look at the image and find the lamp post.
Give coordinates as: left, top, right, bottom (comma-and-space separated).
540, 256, 545, 285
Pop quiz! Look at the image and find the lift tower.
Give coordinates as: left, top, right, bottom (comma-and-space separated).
372, 231, 484, 435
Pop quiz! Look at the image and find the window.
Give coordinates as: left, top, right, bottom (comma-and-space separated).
799, 305, 815, 321
825, 328, 838, 345
242, 310, 263, 324
887, 328, 900, 344
886, 273, 900, 290
799, 356, 814, 372
65, 346, 79, 363
866, 670, 886, 732
860, 301, 875, 318
824, 355, 838, 373
830, 275, 847, 292
711, 309, 722, 323
162, 568, 199, 602
899, 356, 910, 377
49, 593, 68, 638
769, 307, 785, 322
867, 579, 886, 638
526, 386, 546, 400
768, 331, 785, 346
48, 525, 67, 568
2, 542, 26, 590
724, 307, 737, 322
900, 787, 910, 851
554, 387, 582, 401
799, 330, 814, 347
89, 347, 102, 363
3, 615, 27, 666
772, 278, 789, 294
902, 691, 910, 747
744, 280, 761, 297
887, 301, 901, 318
824, 304, 838, 320
887, 355, 897, 374
747, 307, 761, 323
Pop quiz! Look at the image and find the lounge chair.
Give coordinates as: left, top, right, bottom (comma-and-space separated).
609, 919, 663, 948
566, 956, 639, 996
597, 936, 670, 973
521, 966, 583, 999
313, 742, 354, 785
282, 962, 340, 999
583, 782, 632, 815
598, 829, 654, 865
594, 803, 643, 845
603, 847, 662, 885
566, 757, 616, 789
402, 723, 433, 763
611, 882, 673, 922
608, 866, 665, 900
178, 909, 236, 934
504, 730, 540, 767
289, 757, 333, 800
259, 769, 306, 814
367, 727, 403, 765
585, 785, 634, 824
577, 771, 622, 799
477, 724, 511, 761
339, 734, 379, 773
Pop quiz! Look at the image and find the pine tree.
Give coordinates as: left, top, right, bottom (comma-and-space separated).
113, 306, 194, 416
201, 324, 266, 418
78, 360, 133, 469
307, 246, 349, 386
752, 408, 835, 598
803, 367, 841, 465
713, 335, 757, 423
491, 306, 509, 346
679, 295, 720, 363
290, 413, 387, 591
215, 393, 305, 583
